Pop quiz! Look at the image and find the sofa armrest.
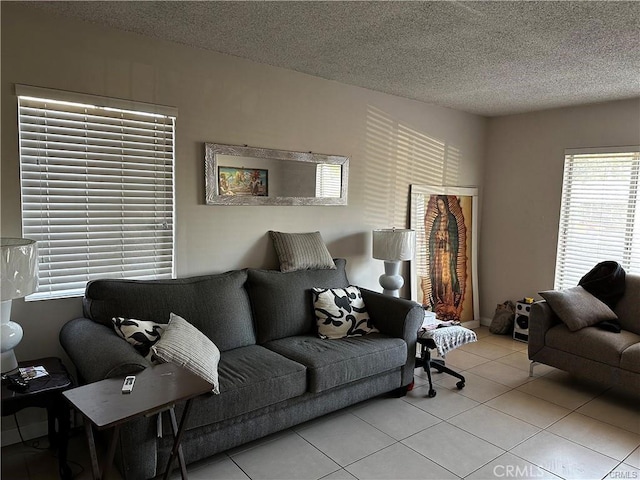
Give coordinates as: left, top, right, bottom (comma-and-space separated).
360, 288, 424, 386
59, 317, 151, 384
361, 289, 424, 338
528, 300, 560, 359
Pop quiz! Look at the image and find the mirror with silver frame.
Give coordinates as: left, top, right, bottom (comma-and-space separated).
205, 143, 349, 206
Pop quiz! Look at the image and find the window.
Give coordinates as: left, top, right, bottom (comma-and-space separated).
315, 164, 342, 198
554, 147, 640, 289
17, 85, 176, 300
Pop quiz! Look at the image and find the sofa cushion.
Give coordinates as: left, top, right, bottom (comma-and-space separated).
264, 333, 406, 393
83, 269, 255, 352
546, 324, 640, 367
247, 258, 349, 344
313, 286, 379, 339
182, 345, 307, 429
151, 313, 221, 393
614, 273, 640, 335
539, 286, 618, 331
620, 344, 640, 374
269, 230, 336, 272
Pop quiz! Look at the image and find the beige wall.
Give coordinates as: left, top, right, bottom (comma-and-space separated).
480, 99, 640, 320
0, 3, 485, 381
6, 2, 636, 442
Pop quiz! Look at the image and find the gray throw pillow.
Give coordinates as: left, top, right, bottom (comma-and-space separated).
539, 286, 618, 332
269, 231, 336, 272
151, 313, 220, 393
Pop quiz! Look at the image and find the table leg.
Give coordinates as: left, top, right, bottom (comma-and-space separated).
169, 407, 188, 478
53, 397, 72, 480
103, 425, 120, 479
84, 417, 101, 479
163, 400, 193, 480
46, 405, 57, 448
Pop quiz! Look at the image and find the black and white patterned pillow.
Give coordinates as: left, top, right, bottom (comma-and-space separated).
312, 286, 379, 339
112, 317, 165, 359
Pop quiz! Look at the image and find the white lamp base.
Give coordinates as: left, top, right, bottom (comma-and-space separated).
1, 350, 18, 373
1, 299, 23, 373
379, 261, 404, 298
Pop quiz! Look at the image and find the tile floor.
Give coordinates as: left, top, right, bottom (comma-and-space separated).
2, 327, 639, 479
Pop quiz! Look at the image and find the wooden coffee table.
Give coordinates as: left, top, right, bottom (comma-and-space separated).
63, 362, 213, 480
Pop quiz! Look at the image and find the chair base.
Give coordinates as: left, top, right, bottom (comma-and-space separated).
416, 338, 466, 398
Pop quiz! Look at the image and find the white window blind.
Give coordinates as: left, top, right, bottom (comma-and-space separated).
554, 147, 640, 289
315, 164, 342, 198
17, 85, 176, 301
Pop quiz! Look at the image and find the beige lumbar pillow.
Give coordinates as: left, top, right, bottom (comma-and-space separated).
151, 313, 220, 393
539, 286, 618, 332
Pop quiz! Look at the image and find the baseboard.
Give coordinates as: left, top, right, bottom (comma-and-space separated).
479, 316, 492, 327
1, 419, 49, 447
462, 319, 480, 329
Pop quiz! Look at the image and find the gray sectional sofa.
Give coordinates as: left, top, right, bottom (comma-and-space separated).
59, 259, 424, 479
529, 273, 640, 394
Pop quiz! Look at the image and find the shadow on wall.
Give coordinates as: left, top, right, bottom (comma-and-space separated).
237, 231, 368, 273
326, 231, 368, 259
363, 105, 461, 228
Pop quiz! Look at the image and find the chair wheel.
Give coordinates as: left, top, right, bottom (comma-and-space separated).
428, 389, 437, 398
456, 381, 465, 390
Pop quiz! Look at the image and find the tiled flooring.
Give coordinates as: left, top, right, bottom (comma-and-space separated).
3, 327, 639, 479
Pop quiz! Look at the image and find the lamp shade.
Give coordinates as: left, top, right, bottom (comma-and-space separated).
372, 229, 415, 261
1, 238, 38, 301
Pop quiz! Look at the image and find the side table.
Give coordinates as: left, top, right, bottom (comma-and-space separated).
1, 356, 74, 479
63, 362, 213, 480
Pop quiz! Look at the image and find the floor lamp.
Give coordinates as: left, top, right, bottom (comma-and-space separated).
1, 238, 38, 373
372, 229, 415, 297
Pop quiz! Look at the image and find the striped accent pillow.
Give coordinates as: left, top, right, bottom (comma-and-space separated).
269, 231, 336, 272
151, 313, 220, 393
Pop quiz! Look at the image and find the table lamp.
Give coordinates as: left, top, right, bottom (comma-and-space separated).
1, 238, 38, 373
372, 228, 415, 297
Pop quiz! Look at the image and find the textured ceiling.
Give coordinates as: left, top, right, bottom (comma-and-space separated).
25, 1, 640, 117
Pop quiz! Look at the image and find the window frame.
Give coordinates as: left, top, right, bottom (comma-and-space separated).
16, 85, 177, 301
554, 146, 640, 290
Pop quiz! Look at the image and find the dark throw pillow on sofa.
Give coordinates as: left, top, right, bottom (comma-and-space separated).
578, 260, 626, 309
539, 286, 618, 332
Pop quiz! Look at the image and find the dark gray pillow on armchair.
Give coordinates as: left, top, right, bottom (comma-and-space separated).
539, 286, 618, 332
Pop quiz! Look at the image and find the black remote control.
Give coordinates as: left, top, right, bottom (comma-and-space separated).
4, 374, 29, 392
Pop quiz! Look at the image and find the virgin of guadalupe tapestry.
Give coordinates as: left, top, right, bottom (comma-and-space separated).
411, 186, 478, 323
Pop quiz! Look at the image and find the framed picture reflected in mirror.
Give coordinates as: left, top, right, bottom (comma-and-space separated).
218, 167, 268, 197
